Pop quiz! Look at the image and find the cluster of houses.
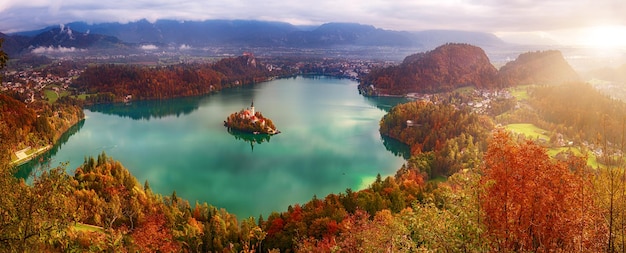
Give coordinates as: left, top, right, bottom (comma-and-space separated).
406, 89, 516, 112
292, 59, 395, 80
1, 68, 83, 103
466, 90, 515, 113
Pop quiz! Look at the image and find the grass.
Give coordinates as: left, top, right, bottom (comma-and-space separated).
76, 94, 89, 100
548, 147, 600, 168
547, 147, 599, 167
73, 223, 104, 233
547, 147, 581, 157
43, 90, 59, 103
453, 85, 476, 94
43, 89, 69, 103
505, 123, 601, 166
71, 93, 102, 100
505, 123, 550, 141
71, 94, 90, 100
508, 85, 533, 100
587, 155, 601, 168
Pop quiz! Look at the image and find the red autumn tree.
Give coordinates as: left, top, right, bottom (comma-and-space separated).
131, 211, 180, 252
481, 130, 605, 252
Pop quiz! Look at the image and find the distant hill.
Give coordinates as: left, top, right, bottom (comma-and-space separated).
3, 19, 505, 57
411, 30, 504, 48
50, 19, 302, 47
0, 32, 30, 56
585, 64, 626, 83
1, 27, 127, 57
498, 50, 580, 86
359, 43, 499, 95
286, 22, 416, 47
29, 27, 124, 49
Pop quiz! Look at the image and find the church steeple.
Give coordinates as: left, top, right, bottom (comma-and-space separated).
250, 100, 255, 115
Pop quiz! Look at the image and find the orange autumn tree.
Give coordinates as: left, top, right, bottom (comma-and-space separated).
481, 130, 605, 252
131, 210, 181, 252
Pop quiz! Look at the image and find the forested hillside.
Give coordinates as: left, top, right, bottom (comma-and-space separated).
0, 94, 83, 164
586, 64, 626, 82
379, 100, 493, 178
496, 81, 626, 154
359, 43, 499, 95
72, 54, 294, 103
498, 50, 580, 85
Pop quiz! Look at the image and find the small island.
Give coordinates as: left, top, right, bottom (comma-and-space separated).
224, 101, 279, 135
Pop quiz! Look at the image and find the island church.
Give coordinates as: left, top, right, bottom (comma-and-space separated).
225, 100, 279, 135
240, 101, 266, 127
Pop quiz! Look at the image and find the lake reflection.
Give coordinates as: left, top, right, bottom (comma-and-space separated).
20, 76, 408, 219
227, 129, 272, 151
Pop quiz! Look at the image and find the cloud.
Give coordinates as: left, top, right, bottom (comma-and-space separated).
0, 0, 625, 44
179, 44, 191, 50
140, 44, 158, 50
31, 46, 85, 54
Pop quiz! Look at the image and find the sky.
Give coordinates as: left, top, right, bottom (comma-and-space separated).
1, 0, 626, 47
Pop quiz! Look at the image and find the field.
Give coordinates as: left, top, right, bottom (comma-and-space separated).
71, 94, 90, 100
508, 85, 532, 100
43, 89, 70, 103
505, 123, 549, 141
506, 123, 601, 167
547, 146, 600, 167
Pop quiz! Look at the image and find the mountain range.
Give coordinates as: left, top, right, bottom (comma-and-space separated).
1, 19, 505, 58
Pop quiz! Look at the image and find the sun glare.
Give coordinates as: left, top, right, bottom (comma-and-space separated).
579, 25, 626, 50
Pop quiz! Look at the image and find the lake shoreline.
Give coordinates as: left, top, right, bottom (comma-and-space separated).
11, 145, 51, 166
10, 112, 85, 168
18, 76, 408, 220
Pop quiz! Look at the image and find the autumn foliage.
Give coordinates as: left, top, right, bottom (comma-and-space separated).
529, 82, 626, 146
0, 94, 83, 161
481, 130, 606, 252
380, 100, 493, 178
3, 130, 626, 252
72, 54, 292, 103
360, 43, 499, 95
131, 211, 180, 252
498, 50, 580, 86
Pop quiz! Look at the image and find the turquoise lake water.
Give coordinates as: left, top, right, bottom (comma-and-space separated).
20, 76, 410, 219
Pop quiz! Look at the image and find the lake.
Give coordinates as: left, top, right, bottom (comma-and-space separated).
19, 76, 410, 219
